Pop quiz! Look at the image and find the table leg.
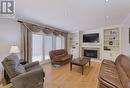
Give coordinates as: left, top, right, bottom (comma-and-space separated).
70, 63, 72, 71
89, 60, 91, 66
82, 66, 84, 75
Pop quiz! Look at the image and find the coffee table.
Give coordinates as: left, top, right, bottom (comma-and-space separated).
70, 57, 91, 75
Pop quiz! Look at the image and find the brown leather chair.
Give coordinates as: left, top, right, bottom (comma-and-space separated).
98, 54, 130, 88
49, 49, 73, 65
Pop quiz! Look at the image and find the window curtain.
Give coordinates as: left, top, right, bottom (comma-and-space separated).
19, 20, 68, 62
21, 23, 32, 63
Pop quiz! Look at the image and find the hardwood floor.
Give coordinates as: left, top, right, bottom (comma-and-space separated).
0, 82, 12, 88
44, 61, 101, 88
0, 61, 101, 88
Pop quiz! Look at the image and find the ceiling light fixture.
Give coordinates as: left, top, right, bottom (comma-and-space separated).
105, 0, 109, 3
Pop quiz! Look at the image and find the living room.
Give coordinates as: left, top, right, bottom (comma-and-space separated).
0, 0, 130, 88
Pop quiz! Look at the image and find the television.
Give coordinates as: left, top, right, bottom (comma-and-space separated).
83, 33, 99, 43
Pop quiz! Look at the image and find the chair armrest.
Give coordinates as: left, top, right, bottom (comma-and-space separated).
54, 55, 63, 59
11, 68, 45, 88
53, 54, 73, 61
23, 61, 39, 69
68, 54, 73, 60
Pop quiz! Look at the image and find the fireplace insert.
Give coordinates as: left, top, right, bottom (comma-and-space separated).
84, 49, 98, 58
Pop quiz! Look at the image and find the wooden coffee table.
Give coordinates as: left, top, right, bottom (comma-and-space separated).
70, 57, 91, 75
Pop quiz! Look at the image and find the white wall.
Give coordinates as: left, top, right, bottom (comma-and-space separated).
121, 14, 130, 56
0, 19, 21, 80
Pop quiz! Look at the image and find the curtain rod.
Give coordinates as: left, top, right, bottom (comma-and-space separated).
17, 20, 23, 23
17, 20, 33, 32
17, 20, 68, 33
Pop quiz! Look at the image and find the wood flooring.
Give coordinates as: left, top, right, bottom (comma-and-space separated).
0, 61, 101, 88
44, 61, 100, 88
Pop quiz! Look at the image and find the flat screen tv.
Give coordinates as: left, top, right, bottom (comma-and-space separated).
83, 33, 99, 43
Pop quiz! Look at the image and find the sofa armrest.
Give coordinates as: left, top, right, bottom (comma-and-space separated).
23, 61, 39, 69
11, 68, 44, 88
68, 54, 73, 60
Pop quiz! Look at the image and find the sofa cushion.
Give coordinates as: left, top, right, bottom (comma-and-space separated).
16, 64, 26, 73
99, 62, 123, 88
118, 55, 130, 78
102, 59, 115, 67
61, 55, 71, 61
53, 49, 67, 56
116, 63, 129, 88
25, 64, 41, 72
99, 54, 130, 88
115, 55, 130, 88
99, 77, 118, 88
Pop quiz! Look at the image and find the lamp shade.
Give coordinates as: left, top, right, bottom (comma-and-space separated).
9, 45, 20, 53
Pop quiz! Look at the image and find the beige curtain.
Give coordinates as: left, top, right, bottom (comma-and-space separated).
19, 21, 69, 62
21, 23, 32, 63
53, 30, 60, 36
42, 28, 53, 34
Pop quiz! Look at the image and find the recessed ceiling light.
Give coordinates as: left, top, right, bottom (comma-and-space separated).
105, 0, 109, 3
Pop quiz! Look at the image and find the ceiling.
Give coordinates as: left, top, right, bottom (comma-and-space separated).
16, 0, 130, 32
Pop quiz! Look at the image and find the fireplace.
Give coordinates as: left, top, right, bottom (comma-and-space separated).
83, 48, 99, 59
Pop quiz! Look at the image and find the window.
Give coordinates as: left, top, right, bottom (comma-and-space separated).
45, 35, 53, 60
56, 36, 65, 49
56, 36, 62, 49
32, 34, 66, 62
61, 36, 65, 49
32, 34, 43, 62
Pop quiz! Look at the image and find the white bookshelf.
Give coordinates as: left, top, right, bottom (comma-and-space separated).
70, 32, 80, 58
103, 28, 120, 61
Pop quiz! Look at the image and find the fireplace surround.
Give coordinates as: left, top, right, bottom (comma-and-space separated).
84, 49, 97, 58
82, 47, 100, 59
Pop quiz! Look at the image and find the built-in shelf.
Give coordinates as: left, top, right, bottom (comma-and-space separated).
103, 28, 120, 51
104, 45, 119, 47
103, 28, 120, 61
104, 39, 119, 41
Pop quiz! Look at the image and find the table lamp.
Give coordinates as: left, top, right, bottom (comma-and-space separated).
9, 45, 20, 54
9, 45, 20, 59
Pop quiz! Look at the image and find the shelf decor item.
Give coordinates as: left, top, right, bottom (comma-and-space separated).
104, 28, 119, 51
103, 28, 120, 61
109, 41, 113, 45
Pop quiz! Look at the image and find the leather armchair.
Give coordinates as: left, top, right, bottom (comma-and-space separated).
49, 49, 73, 65
2, 54, 45, 88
